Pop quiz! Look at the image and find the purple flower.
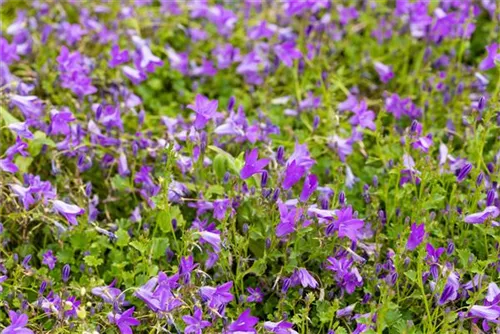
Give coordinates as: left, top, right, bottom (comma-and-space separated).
464, 206, 499, 224
240, 148, 270, 179
374, 61, 394, 83
406, 223, 425, 250
8, 122, 33, 139
108, 307, 140, 334
226, 309, 259, 333
456, 163, 472, 183
469, 305, 500, 321
274, 41, 302, 68
479, 43, 499, 71
299, 174, 318, 202
0, 158, 18, 173
199, 230, 221, 253
200, 281, 234, 309
325, 206, 364, 242
2, 311, 34, 334
350, 100, 376, 131
263, 320, 297, 334
326, 256, 363, 294
42, 250, 57, 270
92, 285, 125, 305
291, 268, 318, 289
52, 200, 84, 225
276, 202, 302, 238
109, 45, 129, 68
187, 94, 220, 130
179, 255, 197, 284
246, 287, 263, 303
62, 264, 71, 282
122, 65, 147, 84
5, 136, 29, 159
183, 307, 211, 334
412, 134, 433, 153
282, 160, 306, 190
486, 282, 500, 304
438, 272, 459, 305
50, 108, 75, 135
0, 38, 20, 64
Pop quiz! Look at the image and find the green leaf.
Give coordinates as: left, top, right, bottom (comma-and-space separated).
28, 131, 56, 156
0, 106, 20, 125
213, 154, 227, 179
206, 185, 225, 198
404, 270, 417, 282
151, 237, 169, 259
157, 206, 185, 233
115, 229, 131, 247
14, 156, 33, 173
111, 174, 132, 192
84, 255, 104, 267
130, 240, 147, 254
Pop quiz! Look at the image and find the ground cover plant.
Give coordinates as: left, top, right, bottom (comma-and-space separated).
0, 0, 499, 333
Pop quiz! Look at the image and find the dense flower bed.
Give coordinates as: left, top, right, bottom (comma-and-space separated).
0, 1, 499, 333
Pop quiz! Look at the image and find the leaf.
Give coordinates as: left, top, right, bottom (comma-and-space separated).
84, 255, 103, 267
130, 241, 147, 254
0, 106, 20, 126
247, 258, 267, 276
111, 174, 132, 192
206, 185, 225, 198
151, 238, 169, 259
28, 131, 56, 157
115, 229, 131, 247
14, 156, 33, 173
212, 154, 227, 179
404, 270, 417, 282
157, 206, 184, 233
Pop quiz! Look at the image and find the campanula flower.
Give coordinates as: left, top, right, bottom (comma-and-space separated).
464, 206, 499, 224
406, 223, 425, 250
183, 307, 211, 334
108, 307, 140, 334
2, 311, 34, 334
52, 200, 85, 225
226, 309, 258, 333
240, 148, 270, 179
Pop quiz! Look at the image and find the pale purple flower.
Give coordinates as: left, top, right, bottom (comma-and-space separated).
291, 268, 318, 289
274, 41, 301, 68
2, 311, 34, 334
123, 65, 147, 84
469, 305, 500, 321
374, 61, 394, 83
8, 122, 33, 139
187, 94, 220, 129
52, 200, 85, 225
264, 320, 298, 334
42, 250, 57, 270
464, 206, 499, 224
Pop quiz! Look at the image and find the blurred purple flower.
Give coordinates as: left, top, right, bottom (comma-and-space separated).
406, 223, 425, 250
240, 148, 270, 179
